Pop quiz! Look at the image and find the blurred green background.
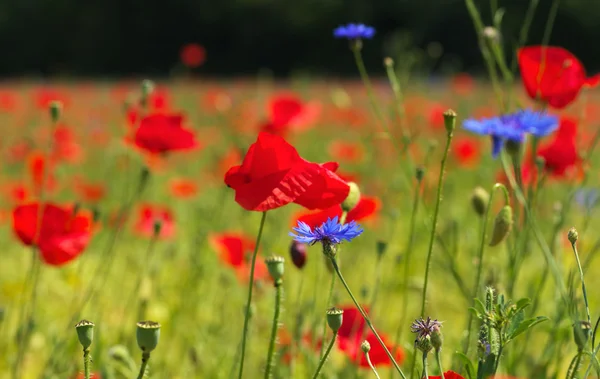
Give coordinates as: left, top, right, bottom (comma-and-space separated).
0, 0, 596, 77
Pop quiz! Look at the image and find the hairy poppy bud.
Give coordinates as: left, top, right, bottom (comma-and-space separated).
75, 320, 94, 350
290, 241, 307, 269
471, 186, 490, 216
136, 321, 160, 353
342, 182, 361, 212
489, 205, 513, 246
49, 101, 63, 123
326, 307, 343, 332
568, 227, 578, 245
482, 26, 500, 44
443, 109, 456, 135
265, 256, 285, 285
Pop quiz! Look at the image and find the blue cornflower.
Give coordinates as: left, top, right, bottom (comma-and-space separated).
290, 216, 363, 246
463, 109, 558, 158
333, 23, 375, 40
575, 188, 599, 210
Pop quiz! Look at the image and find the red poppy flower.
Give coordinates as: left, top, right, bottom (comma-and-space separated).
180, 43, 206, 68
209, 233, 268, 282
518, 46, 600, 109
430, 371, 465, 379
328, 140, 365, 163
169, 178, 199, 199
336, 305, 404, 368
33, 88, 70, 110
224, 132, 350, 212
75, 372, 101, 379
292, 196, 380, 228
5, 182, 28, 204
28, 151, 56, 195
451, 73, 475, 95
52, 125, 83, 163
537, 117, 581, 177
0, 90, 18, 112
74, 178, 106, 203
261, 94, 320, 135
202, 89, 232, 113
12, 202, 94, 266
134, 204, 175, 239
428, 104, 446, 129
453, 137, 480, 167
133, 113, 198, 154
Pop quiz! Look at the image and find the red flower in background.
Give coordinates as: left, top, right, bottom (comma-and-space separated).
0, 90, 18, 112
451, 73, 475, 95
134, 204, 175, 239
4, 183, 29, 204
224, 132, 349, 211
453, 137, 480, 167
12, 202, 94, 266
28, 151, 57, 195
180, 43, 206, 68
328, 140, 365, 163
537, 117, 581, 177
428, 104, 446, 129
169, 178, 199, 199
134, 113, 198, 154
292, 196, 380, 228
518, 46, 600, 109
75, 373, 101, 379
209, 233, 269, 282
261, 93, 320, 135
430, 371, 465, 379
337, 306, 404, 368
52, 125, 83, 163
33, 88, 70, 110
74, 178, 106, 203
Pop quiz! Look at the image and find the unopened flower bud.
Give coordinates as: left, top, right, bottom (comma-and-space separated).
443, 110, 457, 135
290, 241, 307, 269
416, 167, 425, 182
361, 340, 371, 353
415, 335, 433, 354
49, 101, 63, 123
153, 220, 162, 237
265, 256, 285, 285
342, 182, 361, 212
573, 320, 591, 350
568, 227, 578, 245
471, 186, 490, 216
489, 205, 513, 246
326, 307, 343, 332
376, 240, 387, 259
141, 79, 155, 99
322, 241, 337, 259
383, 57, 394, 68
75, 320, 94, 350
136, 321, 160, 353
431, 325, 443, 352
482, 26, 500, 44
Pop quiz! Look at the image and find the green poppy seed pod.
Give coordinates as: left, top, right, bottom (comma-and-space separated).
265, 256, 285, 285
361, 340, 371, 353
431, 325, 443, 352
568, 227, 578, 246
489, 205, 513, 246
342, 182, 361, 212
443, 109, 457, 135
49, 101, 63, 123
136, 321, 161, 353
75, 320, 94, 350
415, 335, 433, 354
415, 167, 425, 182
471, 186, 490, 217
573, 321, 591, 350
326, 307, 344, 332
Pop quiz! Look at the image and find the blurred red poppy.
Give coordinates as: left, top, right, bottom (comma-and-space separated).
537, 117, 581, 177
74, 178, 106, 203
453, 137, 480, 167
134, 113, 198, 154
451, 73, 475, 95
12, 202, 94, 266
430, 371, 465, 379
75, 372, 101, 379
337, 305, 404, 368
134, 204, 175, 239
28, 151, 56, 195
428, 104, 446, 129
518, 46, 600, 109
328, 140, 365, 163
169, 178, 198, 199
224, 132, 349, 211
209, 233, 269, 282
261, 93, 320, 135
33, 88, 70, 110
0, 90, 18, 112
292, 196, 380, 228
5, 183, 29, 204
52, 125, 83, 163
180, 43, 206, 68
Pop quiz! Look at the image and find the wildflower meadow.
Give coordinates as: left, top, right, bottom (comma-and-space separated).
2, 2, 600, 379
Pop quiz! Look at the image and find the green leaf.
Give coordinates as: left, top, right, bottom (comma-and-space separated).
515, 298, 531, 312
474, 298, 486, 317
468, 307, 481, 319
455, 352, 475, 379
506, 309, 525, 341
508, 316, 549, 340
493, 8, 506, 28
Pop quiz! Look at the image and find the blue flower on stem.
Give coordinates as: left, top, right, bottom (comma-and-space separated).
463, 109, 558, 158
575, 188, 599, 210
290, 216, 363, 246
333, 23, 375, 40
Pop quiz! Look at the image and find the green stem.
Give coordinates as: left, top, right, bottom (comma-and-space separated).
384, 58, 409, 143
311, 332, 337, 379
264, 281, 283, 379
571, 241, 592, 326
329, 257, 407, 379
365, 351, 382, 379
435, 350, 445, 379
422, 352, 429, 379
83, 348, 91, 379
136, 352, 150, 379
319, 273, 336, 358
237, 211, 268, 379
566, 351, 582, 379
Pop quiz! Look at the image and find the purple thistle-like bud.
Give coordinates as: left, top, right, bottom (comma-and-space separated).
290, 241, 307, 269
410, 317, 442, 339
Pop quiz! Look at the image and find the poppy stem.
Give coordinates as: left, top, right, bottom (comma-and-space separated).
329, 256, 407, 379
136, 352, 150, 379
421, 352, 429, 379
364, 350, 382, 379
83, 347, 91, 379
311, 331, 337, 379
264, 280, 283, 379
435, 350, 445, 379
237, 211, 268, 379
570, 238, 592, 326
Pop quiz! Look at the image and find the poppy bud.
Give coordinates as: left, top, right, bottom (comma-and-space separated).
376, 240, 387, 260
75, 320, 94, 350
342, 182, 361, 212
326, 307, 343, 332
416, 167, 425, 182
140, 79, 155, 106
482, 26, 501, 44
568, 227, 578, 245
471, 186, 490, 216
290, 241, 307, 269
361, 340, 371, 353
383, 57, 394, 68
265, 256, 285, 285
153, 220, 162, 237
573, 320, 591, 350
136, 321, 160, 353
49, 101, 63, 123
443, 109, 457, 136
489, 205, 513, 246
